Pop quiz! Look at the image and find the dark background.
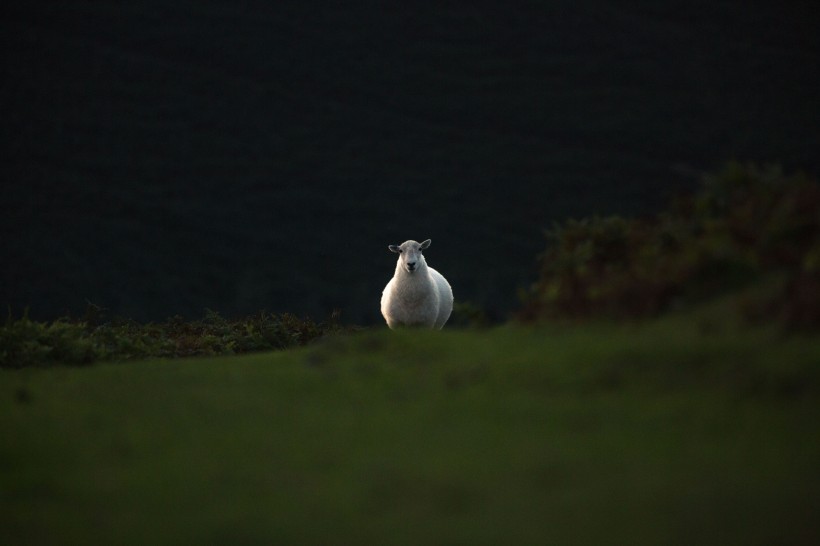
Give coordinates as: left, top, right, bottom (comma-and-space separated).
3, 1, 818, 325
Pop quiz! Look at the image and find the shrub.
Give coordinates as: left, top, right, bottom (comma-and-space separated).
518, 163, 820, 328
0, 308, 354, 368
0, 312, 98, 369
450, 300, 491, 328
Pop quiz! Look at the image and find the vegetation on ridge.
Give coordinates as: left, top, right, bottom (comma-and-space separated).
0, 308, 350, 369
4, 164, 819, 369
518, 163, 820, 329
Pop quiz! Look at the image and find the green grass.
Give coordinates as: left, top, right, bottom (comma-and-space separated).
3, 318, 819, 545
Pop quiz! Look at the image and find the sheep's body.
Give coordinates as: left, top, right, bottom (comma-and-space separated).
380, 239, 453, 329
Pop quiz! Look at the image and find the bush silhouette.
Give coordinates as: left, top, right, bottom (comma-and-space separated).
1, 308, 352, 368
518, 163, 820, 329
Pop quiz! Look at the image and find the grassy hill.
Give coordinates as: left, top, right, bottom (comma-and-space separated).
3, 317, 819, 544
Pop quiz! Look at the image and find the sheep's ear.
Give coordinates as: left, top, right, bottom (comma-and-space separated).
389, 245, 401, 253
420, 239, 431, 249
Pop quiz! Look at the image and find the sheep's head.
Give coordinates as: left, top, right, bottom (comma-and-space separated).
389, 239, 431, 273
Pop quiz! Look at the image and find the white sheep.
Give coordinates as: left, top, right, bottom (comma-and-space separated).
380, 239, 453, 329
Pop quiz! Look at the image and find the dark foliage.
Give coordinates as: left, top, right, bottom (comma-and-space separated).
0, 307, 354, 369
518, 163, 820, 329
449, 300, 491, 329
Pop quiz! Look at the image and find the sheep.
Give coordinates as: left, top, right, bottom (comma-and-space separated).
380, 239, 454, 329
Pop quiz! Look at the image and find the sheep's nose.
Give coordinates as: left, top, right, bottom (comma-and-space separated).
407, 262, 416, 269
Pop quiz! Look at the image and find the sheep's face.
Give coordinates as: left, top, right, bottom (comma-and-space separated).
389, 239, 431, 274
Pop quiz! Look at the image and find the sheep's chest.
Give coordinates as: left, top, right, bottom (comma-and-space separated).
394, 279, 437, 322
399, 285, 430, 309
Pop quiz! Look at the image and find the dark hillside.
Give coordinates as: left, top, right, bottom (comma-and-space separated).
2, 1, 818, 323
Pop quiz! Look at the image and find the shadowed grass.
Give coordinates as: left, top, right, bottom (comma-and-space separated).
2, 318, 819, 545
